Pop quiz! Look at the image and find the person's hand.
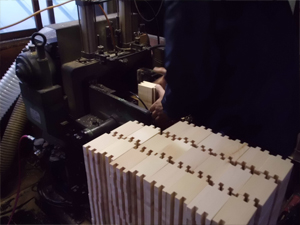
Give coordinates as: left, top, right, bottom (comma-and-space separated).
150, 84, 165, 122
150, 84, 175, 129
153, 67, 167, 89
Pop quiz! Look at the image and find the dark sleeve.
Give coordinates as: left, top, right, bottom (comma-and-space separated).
162, 1, 218, 119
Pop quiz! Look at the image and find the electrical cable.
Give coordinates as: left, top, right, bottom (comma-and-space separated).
98, 4, 116, 50
143, 0, 161, 44
37, 187, 73, 208
134, 0, 164, 23
0, 0, 74, 31
129, 91, 148, 110
7, 135, 35, 225
36, 172, 83, 209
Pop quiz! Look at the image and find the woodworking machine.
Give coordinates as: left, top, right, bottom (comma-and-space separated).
14, 0, 162, 223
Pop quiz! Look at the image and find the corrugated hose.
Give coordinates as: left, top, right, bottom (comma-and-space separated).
0, 42, 30, 181
0, 96, 27, 182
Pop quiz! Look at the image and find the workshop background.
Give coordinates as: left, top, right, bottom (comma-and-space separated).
1, 0, 165, 224
0, 0, 299, 225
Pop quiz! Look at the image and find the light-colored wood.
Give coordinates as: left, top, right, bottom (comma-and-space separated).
158, 139, 192, 162
163, 121, 193, 138
109, 162, 123, 223
130, 154, 170, 179
83, 133, 119, 224
164, 173, 208, 225
138, 134, 173, 154
237, 173, 277, 225
103, 140, 135, 224
88, 149, 102, 225
150, 164, 188, 225
116, 166, 129, 222
194, 155, 231, 183
120, 151, 153, 224
143, 180, 155, 225
109, 147, 169, 225
82, 121, 293, 225
187, 185, 230, 225
138, 81, 156, 109
110, 120, 144, 138
84, 133, 119, 224
85, 135, 132, 224
179, 125, 212, 145
138, 81, 156, 99
258, 155, 293, 182
236, 147, 270, 173
113, 142, 163, 224
153, 185, 164, 225
212, 164, 252, 196
99, 153, 114, 224
82, 146, 96, 224
130, 154, 169, 225
198, 133, 247, 159
83, 133, 119, 151
258, 155, 293, 225
212, 195, 257, 225
103, 126, 160, 224
174, 145, 210, 172
103, 139, 135, 160
115, 148, 153, 173
144, 164, 185, 225
127, 125, 160, 143
227, 145, 250, 163
94, 149, 106, 223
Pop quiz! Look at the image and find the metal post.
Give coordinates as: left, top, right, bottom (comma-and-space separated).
31, 0, 43, 30
77, 4, 97, 55
119, 0, 132, 44
104, 0, 117, 14
46, 0, 56, 24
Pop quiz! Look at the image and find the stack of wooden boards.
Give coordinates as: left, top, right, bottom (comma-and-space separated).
83, 121, 293, 225
137, 81, 157, 109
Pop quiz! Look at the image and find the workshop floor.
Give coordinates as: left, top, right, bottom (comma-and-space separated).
1, 155, 91, 225
0, 158, 54, 224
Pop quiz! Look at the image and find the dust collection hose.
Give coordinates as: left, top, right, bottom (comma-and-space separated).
0, 63, 21, 120
0, 96, 27, 182
0, 42, 31, 120
0, 42, 31, 181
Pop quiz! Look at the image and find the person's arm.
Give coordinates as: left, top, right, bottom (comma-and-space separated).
153, 67, 167, 89
150, 84, 165, 121
150, 84, 176, 129
162, 1, 217, 119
